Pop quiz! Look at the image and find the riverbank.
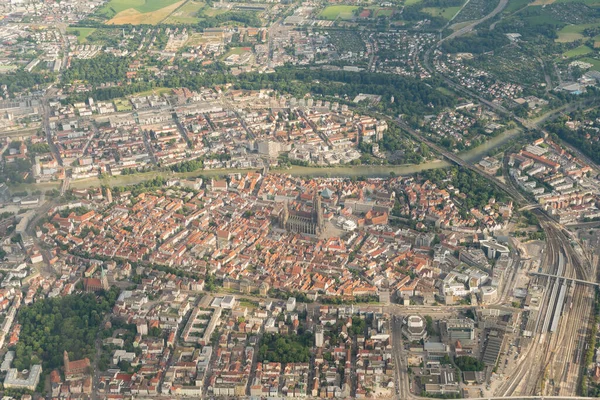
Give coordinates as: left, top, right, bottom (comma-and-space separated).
22, 126, 523, 192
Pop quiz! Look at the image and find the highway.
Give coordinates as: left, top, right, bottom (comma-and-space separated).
439, 0, 509, 44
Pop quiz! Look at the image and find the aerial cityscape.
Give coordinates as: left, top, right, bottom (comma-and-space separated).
1, 0, 600, 399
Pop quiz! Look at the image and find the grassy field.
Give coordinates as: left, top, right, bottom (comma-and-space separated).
422, 6, 462, 20
556, 23, 600, 43
163, 0, 205, 24
318, 5, 358, 20
66, 27, 97, 44
563, 45, 594, 58
200, 6, 229, 17
404, 0, 423, 4
114, 98, 133, 112
436, 87, 455, 96
0, 65, 17, 73
106, 0, 185, 25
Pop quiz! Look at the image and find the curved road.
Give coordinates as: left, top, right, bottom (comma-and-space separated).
439, 0, 509, 44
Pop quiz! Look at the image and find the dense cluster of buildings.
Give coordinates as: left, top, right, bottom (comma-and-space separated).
30, 173, 514, 311
372, 31, 434, 78
509, 138, 600, 223
35, 88, 389, 180
434, 52, 524, 103
423, 104, 504, 150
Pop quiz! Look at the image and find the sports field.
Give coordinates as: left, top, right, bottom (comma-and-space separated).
318, 5, 359, 20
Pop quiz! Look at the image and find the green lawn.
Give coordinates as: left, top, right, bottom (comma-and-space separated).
99, 0, 181, 17
318, 5, 358, 20
114, 98, 133, 112
404, 0, 423, 4
422, 6, 462, 20
563, 45, 594, 58
66, 27, 97, 44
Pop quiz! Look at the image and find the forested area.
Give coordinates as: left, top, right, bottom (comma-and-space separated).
442, 31, 510, 54
229, 68, 455, 116
14, 289, 120, 371
0, 70, 55, 95
455, 356, 485, 371
63, 54, 129, 85
0, 159, 34, 184
257, 332, 313, 363
66, 66, 454, 115
195, 11, 261, 28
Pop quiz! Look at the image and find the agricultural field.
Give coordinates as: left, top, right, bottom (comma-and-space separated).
318, 5, 359, 20
163, 1, 205, 24
555, 0, 600, 4
97, 0, 185, 25
503, 0, 533, 13
556, 23, 600, 43
404, 0, 423, 4
422, 6, 462, 20
66, 27, 97, 44
106, 1, 184, 25
563, 45, 594, 58
580, 57, 600, 70
98, 0, 181, 18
